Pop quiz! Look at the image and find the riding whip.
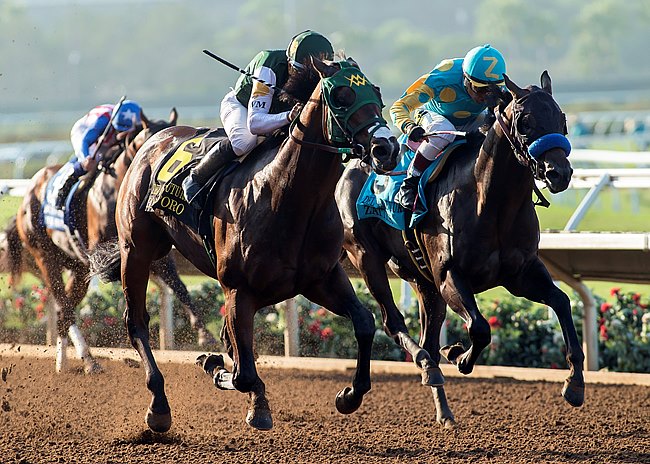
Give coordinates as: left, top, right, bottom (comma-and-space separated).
96, 95, 127, 172
422, 130, 467, 138
95, 95, 126, 153
202, 49, 293, 99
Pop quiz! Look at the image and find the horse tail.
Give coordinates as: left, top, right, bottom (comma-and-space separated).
0, 216, 24, 287
87, 238, 122, 283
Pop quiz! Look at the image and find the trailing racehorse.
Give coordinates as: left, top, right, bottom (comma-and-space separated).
89, 57, 399, 432
5, 108, 216, 373
336, 72, 581, 427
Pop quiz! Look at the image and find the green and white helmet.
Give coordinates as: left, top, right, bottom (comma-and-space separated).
286, 30, 334, 69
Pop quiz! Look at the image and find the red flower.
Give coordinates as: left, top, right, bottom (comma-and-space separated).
488, 316, 501, 328
599, 324, 608, 340
610, 287, 621, 296
104, 316, 118, 326
632, 293, 642, 304
550, 362, 559, 369
15, 297, 25, 309
308, 320, 321, 334
219, 305, 226, 316
316, 307, 327, 317
600, 303, 612, 313
633, 309, 639, 316
320, 327, 334, 340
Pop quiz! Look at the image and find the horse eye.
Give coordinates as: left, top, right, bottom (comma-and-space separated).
518, 114, 535, 133
331, 86, 356, 108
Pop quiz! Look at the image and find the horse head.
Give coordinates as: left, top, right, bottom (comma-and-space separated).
119, 108, 179, 165
497, 71, 573, 193
310, 57, 400, 173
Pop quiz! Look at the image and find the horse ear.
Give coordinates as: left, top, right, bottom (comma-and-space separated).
140, 110, 150, 129
169, 108, 178, 125
311, 55, 339, 78
540, 70, 552, 95
346, 56, 359, 68
503, 73, 527, 100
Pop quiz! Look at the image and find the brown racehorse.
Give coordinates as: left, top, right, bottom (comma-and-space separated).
5, 108, 216, 373
89, 57, 400, 432
336, 72, 582, 427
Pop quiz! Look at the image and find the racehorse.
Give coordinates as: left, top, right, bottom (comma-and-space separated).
5, 108, 216, 373
336, 71, 582, 427
88, 56, 400, 432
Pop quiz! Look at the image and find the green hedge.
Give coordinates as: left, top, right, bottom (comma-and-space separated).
1, 281, 648, 373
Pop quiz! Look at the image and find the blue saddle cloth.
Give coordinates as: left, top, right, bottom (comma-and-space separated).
356, 135, 466, 230
41, 163, 81, 232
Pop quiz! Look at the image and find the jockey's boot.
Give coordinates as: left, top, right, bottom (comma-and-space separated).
182, 139, 236, 209
55, 171, 82, 209
395, 172, 422, 212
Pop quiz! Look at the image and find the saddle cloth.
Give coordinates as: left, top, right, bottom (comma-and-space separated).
356, 135, 466, 230
41, 163, 82, 232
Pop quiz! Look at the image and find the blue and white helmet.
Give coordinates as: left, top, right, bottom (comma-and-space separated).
111, 100, 141, 132
462, 44, 506, 87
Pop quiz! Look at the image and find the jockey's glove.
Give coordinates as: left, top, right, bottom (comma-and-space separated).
407, 125, 426, 143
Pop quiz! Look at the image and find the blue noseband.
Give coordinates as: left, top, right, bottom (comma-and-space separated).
528, 133, 571, 159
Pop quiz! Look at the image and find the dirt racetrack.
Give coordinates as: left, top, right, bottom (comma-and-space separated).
1, 349, 649, 464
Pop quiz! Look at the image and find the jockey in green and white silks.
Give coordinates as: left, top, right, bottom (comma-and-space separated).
182, 30, 334, 207
390, 44, 506, 212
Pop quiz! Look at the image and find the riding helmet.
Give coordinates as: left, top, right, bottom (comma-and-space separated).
462, 44, 506, 87
111, 100, 142, 132
286, 30, 334, 69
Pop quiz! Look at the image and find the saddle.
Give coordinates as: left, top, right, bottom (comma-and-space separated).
144, 127, 286, 267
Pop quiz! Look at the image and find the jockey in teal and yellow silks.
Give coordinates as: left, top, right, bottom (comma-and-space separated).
390, 44, 506, 211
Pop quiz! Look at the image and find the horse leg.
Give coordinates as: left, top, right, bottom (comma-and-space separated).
30, 256, 76, 373
150, 257, 218, 348
439, 270, 491, 375
351, 250, 439, 386
303, 265, 374, 415
65, 267, 102, 374
122, 239, 172, 433
415, 283, 455, 428
504, 258, 585, 407
220, 288, 271, 430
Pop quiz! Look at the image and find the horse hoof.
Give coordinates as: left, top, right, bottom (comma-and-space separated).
440, 343, 465, 364
438, 416, 457, 429
84, 361, 103, 375
246, 407, 273, 431
562, 379, 585, 407
335, 387, 363, 415
145, 408, 172, 433
421, 367, 445, 387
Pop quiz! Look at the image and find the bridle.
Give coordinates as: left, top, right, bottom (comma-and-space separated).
494, 93, 571, 207
289, 60, 391, 171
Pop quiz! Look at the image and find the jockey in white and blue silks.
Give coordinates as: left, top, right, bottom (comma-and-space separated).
57, 100, 141, 208
390, 44, 507, 211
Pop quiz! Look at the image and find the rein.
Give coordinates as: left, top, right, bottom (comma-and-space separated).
494, 106, 551, 208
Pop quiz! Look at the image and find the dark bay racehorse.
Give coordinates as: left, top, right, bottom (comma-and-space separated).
336, 72, 582, 427
6, 109, 216, 373
88, 57, 399, 432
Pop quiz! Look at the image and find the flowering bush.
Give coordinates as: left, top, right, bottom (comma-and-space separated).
1, 280, 649, 373
597, 288, 650, 372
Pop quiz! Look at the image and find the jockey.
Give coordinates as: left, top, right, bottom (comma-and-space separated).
182, 30, 334, 207
56, 100, 141, 208
390, 44, 506, 211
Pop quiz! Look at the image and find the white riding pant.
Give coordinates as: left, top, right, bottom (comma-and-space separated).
220, 90, 261, 157
414, 111, 486, 162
